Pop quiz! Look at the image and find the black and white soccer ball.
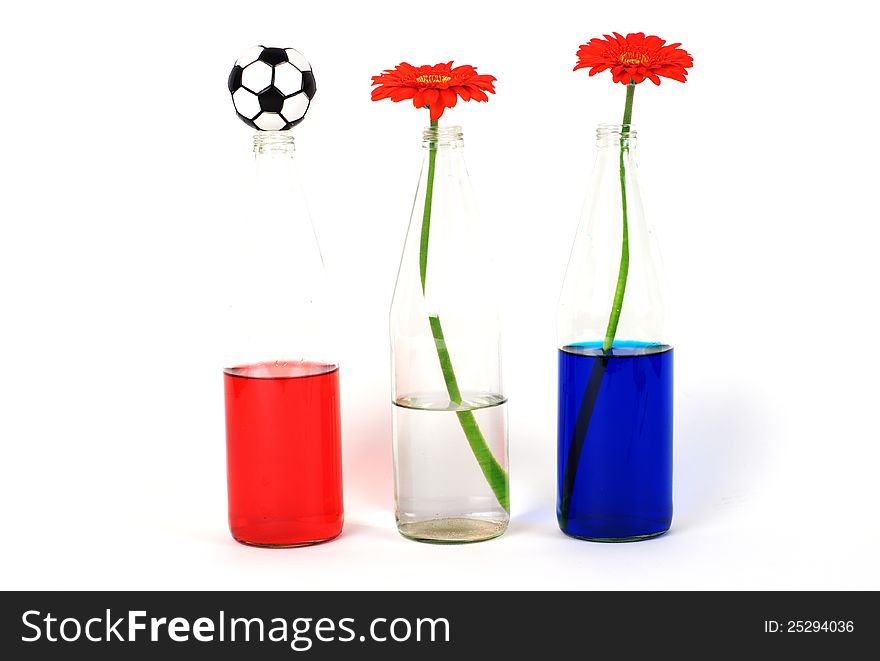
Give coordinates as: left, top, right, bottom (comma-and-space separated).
228, 46, 317, 130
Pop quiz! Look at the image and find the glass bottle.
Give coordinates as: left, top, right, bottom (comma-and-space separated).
390, 124, 509, 543
557, 124, 673, 541
223, 131, 343, 548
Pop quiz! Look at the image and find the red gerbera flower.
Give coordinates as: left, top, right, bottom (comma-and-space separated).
371, 61, 496, 121
574, 32, 693, 85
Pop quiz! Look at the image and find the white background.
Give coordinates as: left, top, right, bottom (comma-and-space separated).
1, 0, 878, 590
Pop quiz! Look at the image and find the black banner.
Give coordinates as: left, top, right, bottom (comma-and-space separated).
0, 591, 873, 658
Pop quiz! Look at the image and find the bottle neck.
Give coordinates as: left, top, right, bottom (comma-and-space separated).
246, 130, 316, 254
252, 131, 299, 193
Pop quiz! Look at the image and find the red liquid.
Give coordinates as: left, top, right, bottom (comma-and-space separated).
224, 360, 343, 547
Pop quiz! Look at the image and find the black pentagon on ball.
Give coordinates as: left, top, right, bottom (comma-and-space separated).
258, 88, 285, 113
259, 47, 288, 66
301, 70, 317, 98
228, 65, 243, 93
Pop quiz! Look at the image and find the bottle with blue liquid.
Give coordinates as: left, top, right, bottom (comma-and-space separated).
557, 123, 672, 541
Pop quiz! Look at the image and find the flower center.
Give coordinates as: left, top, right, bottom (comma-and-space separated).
618, 52, 649, 66
415, 74, 452, 85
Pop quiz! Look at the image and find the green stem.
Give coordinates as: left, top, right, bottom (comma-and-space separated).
419, 119, 438, 293
428, 314, 462, 403
602, 82, 635, 353
419, 118, 510, 512
429, 315, 509, 511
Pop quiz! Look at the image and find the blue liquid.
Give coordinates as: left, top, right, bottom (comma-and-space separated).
557, 341, 673, 540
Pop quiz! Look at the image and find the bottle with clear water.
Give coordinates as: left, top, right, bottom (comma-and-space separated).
390, 123, 510, 543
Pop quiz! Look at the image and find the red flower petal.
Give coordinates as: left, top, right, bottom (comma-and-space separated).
390, 87, 416, 102
423, 89, 440, 105
440, 89, 457, 108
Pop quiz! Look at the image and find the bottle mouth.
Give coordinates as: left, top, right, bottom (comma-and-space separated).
253, 131, 296, 153
596, 123, 637, 146
423, 125, 464, 146
596, 123, 636, 137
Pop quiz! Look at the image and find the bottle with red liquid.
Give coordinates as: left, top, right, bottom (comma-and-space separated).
223, 51, 342, 547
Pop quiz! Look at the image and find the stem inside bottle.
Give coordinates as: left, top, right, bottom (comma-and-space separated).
418, 123, 509, 514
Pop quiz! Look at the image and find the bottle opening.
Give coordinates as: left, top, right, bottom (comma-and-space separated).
423, 125, 464, 148
254, 131, 296, 154
596, 123, 637, 148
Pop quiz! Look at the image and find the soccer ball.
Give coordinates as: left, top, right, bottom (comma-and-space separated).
228, 46, 317, 130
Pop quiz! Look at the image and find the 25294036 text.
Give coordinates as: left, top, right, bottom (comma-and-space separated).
764, 620, 854, 633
